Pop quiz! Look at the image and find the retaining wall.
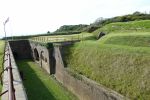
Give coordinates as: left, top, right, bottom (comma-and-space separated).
2, 43, 28, 100
9, 40, 32, 59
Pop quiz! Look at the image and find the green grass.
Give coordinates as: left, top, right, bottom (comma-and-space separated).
103, 35, 150, 47
0, 40, 5, 91
17, 60, 77, 100
93, 20, 150, 35
63, 39, 150, 99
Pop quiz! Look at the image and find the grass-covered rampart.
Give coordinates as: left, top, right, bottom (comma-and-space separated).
64, 20, 150, 99
104, 35, 150, 47
93, 20, 150, 35
64, 40, 150, 99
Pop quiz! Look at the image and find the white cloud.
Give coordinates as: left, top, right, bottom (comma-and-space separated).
0, 0, 149, 38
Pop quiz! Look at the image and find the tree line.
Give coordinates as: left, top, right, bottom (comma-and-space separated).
86, 11, 150, 32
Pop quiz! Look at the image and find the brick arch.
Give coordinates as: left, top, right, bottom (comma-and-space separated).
34, 48, 39, 61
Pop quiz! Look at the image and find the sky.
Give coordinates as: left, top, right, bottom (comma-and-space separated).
0, 0, 150, 38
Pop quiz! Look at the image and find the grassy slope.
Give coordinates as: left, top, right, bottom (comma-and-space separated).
64, 40, 150, 99
0, 40, 5, 91
104, 35, 150, 47
98, 32, 150, 47
17, 60, 77, 100
64, 20, 150, 99
93, 20, 150, 35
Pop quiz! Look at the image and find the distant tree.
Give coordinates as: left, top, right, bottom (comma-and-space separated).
86, 26, 99, 33
47, 31, 50, 34
54, 24, 88, 33
89, 11, 150, 29
133, 11, 142, 15
94, 17, 105, 26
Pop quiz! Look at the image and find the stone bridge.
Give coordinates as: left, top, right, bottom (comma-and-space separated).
9, 40, 76, 74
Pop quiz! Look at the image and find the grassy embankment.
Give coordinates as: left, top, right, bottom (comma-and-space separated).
63, 20, 150, 99
0, 40, 5, 91
17, 60, 77, 100
93, 20, 150, 35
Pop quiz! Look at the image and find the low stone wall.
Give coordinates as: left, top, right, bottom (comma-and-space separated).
54, 45, 127, 100
2, 43, 28, 100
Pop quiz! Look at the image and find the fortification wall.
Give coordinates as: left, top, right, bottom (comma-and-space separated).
9, 40, 32, 59
9, 40, 54, 74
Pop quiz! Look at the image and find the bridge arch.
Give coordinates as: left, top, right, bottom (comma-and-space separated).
34, 48, 39, 61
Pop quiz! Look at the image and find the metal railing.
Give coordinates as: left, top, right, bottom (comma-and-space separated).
30, 34, 82, 43
0, 44, 16, 100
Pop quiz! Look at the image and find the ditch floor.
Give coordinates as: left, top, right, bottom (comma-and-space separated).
16, 59, 77, 100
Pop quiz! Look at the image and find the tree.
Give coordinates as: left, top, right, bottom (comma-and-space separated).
133, 11, 141, 15
47, 31, 50, 34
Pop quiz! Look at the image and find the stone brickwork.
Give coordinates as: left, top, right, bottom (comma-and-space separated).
9, 40, 32, 59
8, 40, 55, 74
29, 41, 54, 74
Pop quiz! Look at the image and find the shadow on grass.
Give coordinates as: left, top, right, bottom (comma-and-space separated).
16, 59, 56, 100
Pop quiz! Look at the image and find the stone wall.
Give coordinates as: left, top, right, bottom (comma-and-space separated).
2, 43, 28, 100
9, 40, 32, 59
29, 41, 54, 74
9, 40, 55, 74
54, 45, 127, 100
